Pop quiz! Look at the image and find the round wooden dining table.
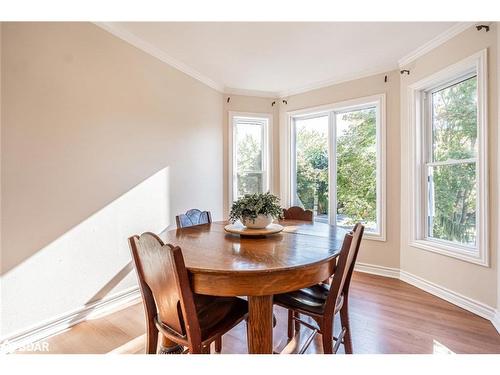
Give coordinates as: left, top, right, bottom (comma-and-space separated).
159, 219, 346, 354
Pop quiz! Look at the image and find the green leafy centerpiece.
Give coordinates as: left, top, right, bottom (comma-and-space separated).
229, 192, 283, 229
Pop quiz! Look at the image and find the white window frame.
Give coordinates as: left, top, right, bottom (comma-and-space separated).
228, 112, 273, 206
408, 49, 489, 266
283, 94, 386, 241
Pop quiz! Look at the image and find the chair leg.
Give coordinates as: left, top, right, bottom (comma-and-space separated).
215, 336, 222, 353
294, 311, 300, 333
340, 303, 353, 354
187, 340, 204, 354
145, 320, 158, 354
321, 319, 334, 354
287, 310, 294, 339
158, 335, 184, 354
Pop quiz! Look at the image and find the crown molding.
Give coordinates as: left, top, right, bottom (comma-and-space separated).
398, 22, 475, 68
94, 22, 225, 93
226, 65, 395, 99
93, 22, 396, 100
224, 86, 279, 99
95, 22, 475, 100
278, 65, 396, 98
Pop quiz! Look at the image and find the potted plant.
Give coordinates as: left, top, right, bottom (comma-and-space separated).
229, 192, 283, 229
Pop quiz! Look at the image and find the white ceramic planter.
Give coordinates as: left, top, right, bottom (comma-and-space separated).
242, 214, 273, 229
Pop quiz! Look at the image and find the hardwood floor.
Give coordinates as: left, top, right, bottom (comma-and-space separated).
22, 273, 500, 354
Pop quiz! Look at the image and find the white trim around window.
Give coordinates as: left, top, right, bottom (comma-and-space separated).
281, 94, 387, 241
228, 111, 273, 206
407, 49, 489, 266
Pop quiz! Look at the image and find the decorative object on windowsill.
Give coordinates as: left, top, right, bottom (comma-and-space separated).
226, 192, 284, 235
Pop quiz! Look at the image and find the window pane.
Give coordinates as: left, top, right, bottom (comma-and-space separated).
294, 115, 329, 222
234, 120, 264, 198
235, 122, 263, 172
427, 163, 476, 246
431, 76, 477, 162
237, 172, 263, 197
336, 107, 377, 232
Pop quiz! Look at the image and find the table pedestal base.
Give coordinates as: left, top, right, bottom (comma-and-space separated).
247, 295, 274, 354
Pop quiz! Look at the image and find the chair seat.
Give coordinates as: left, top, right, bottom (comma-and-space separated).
193, 295, 248, 341
274, 284, 344, 316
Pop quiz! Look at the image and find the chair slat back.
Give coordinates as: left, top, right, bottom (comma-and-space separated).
129, 233, 200, 342
282, 206, 313, 221
342, 223, 363, 295
325, 224, 364, 315
176, 209, 212, 228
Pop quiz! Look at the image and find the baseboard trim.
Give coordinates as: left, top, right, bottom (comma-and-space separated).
399, 271, 496, 322
490, 310, 500, 334
0, 286, 141, 353
354, 262, 400, 279
354, 263, 498, 333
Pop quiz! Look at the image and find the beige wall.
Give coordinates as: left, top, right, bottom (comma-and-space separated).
0, 23, 2, 257
400, 25, 498, 307
496, 22, 500, 316
1, 22, 223, 338
223, 72, 401, 269
497, 22, 500, 315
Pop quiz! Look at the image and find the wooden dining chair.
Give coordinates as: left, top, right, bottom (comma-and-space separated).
176, 209, 212, 228
129, 232, 248, 354
274, 223, 364, 354
282, 206, 315, 329
282, 206, 313, 221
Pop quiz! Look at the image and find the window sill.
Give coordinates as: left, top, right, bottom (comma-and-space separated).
409, 239, 488, 267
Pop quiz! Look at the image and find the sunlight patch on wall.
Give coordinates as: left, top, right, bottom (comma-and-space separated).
1, 167, 170, 339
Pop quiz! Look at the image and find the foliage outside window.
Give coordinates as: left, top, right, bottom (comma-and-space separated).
294, 116, 329, 220
336, 108, 377, 231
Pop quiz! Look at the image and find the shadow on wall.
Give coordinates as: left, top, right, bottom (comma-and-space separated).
0, 167, 170, 339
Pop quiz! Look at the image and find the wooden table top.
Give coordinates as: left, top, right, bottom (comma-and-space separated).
159, 220, 346, 275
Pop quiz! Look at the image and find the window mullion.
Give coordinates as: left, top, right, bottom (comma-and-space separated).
422, 90, 432, 240
425, 91, 432, 239
290, 118, 297, 207
328, 111, 336, 226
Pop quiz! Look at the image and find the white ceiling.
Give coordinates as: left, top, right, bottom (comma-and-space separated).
103, 22, 464, 97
